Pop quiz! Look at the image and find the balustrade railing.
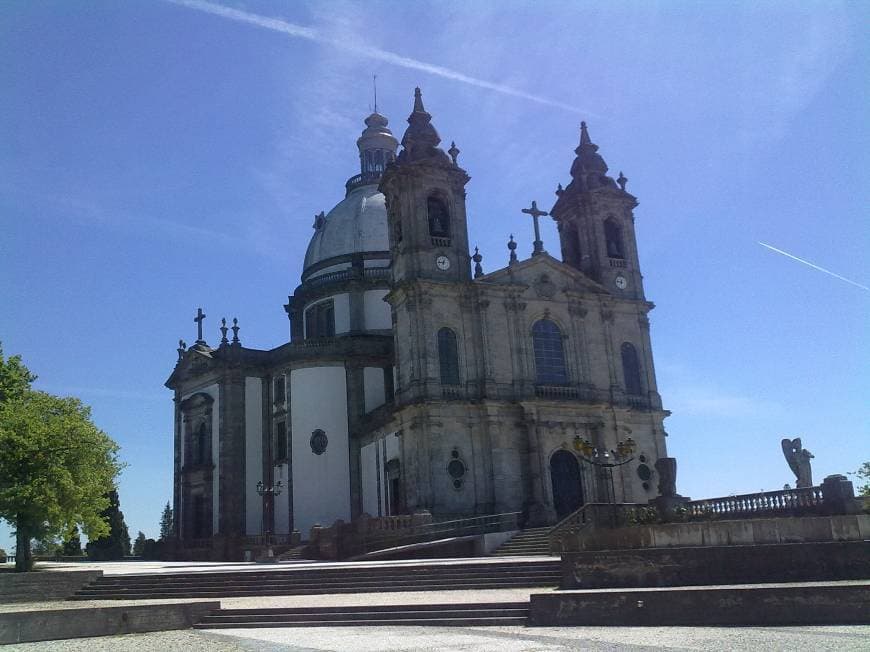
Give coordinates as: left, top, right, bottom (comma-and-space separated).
548, 503, 644, 553
609, 258, 627, 268
243, 534, 292, 546
535, 385, 580, 400
431, 237, 452, 247
349, 511, 521, 557
685, 486, 824, 519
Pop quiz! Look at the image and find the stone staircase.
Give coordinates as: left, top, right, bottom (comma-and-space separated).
70, 560, 561, 600
195, 602, 530, 628
276, 545, 310, 562
492, 527, 552, 556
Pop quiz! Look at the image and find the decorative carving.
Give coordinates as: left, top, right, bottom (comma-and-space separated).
310, 429, 328, 455
600, 309, 614, 324
638, 315, 650, 330
534, 274, 557, 298
781, 437, 814, 488
568, 305, 588, 318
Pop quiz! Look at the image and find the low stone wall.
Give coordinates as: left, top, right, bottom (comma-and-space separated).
0, 570, 103, 603
560, 514, 870, 553
529, 582, 870, 626
0, 602, 220, 644
562, 540, 870, 589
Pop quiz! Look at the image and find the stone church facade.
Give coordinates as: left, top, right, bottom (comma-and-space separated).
166, 89, 669, 559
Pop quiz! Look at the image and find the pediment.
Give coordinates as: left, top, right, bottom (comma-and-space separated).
165, 346, 219, 389
476, 253, 607, 296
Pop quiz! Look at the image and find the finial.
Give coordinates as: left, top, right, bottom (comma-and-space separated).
177, 339, 187, 361
193, 307, 207, 345
508, 234, 518, 265
580, 121, 591, 146
472, 246, 483, 278
521, 200, 549, 256
372, 74, 378, 114
231, 318, 240, 344
617, 171, 628, 191
448, 141, 460, 166
220, 318, 229, 344
313, 211, 325, 230
556, 183, 564, 197
413, 87, 425, 112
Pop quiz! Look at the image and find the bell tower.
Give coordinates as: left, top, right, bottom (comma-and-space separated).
550, 122, 645, 300
379, 88, 471, 284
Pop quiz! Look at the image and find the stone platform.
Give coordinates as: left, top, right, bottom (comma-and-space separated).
529, 581, 870, 626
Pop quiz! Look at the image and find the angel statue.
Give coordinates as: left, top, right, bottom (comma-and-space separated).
781, 437, 814, 488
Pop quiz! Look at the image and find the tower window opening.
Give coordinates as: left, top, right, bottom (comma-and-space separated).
532, 319, 568, 385
427, 196, 451, 238
438, 327, 460, 386
274, 420, 287, 462
305, 299, 335, 339
621, 342, 643, 395
604, 218, 625, 259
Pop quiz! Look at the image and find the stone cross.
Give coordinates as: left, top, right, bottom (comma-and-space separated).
194, 307, 207, 343
521, 200, 548, 256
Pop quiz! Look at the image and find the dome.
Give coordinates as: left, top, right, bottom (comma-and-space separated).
303, 183, 389, 274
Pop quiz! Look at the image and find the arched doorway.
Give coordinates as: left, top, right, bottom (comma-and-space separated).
550, 450, 583, 520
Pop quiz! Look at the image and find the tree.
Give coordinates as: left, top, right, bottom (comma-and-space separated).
853, 462, 870, 497
132, 531, 147, 557
62, 526, 82, 556
87, 490, 131, 560
159, 501, 174, 540
0, 344, 124, 571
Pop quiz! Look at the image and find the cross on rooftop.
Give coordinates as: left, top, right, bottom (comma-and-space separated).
521, 200, 548, 256
194, 307, 207, 344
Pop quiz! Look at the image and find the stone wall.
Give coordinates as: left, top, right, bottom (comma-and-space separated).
561, 540, 870, 589
559, 513, 870, 552
0, 570, 103, 603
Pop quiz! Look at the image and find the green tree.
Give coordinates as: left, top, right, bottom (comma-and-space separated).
159, 501, 174, 540
132, 530, 147, 556
87, 490, 131, 560
0, 344, 124, 572
853, 462, 870, 497
63, 526, 82, 556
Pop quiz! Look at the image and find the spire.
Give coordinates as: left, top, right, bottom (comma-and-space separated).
568, 120, 617, 191
396, 87, 450, 165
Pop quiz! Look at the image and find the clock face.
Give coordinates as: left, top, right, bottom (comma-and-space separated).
435, 255, 451, 271
615, 275, 628, 290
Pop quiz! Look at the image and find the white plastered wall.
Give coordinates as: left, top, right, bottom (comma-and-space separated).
363, 289, 391, 330
290, 365, 350, 536
363, 367, 386, 413
181, 383, 219, 535
244, 377, 263, 535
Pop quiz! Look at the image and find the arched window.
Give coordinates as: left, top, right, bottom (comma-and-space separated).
438, 327, 460, 385
427, 196, 450, 238
621, 342, 642, 395
604, 218, 624, 259
532, 319, 568, 385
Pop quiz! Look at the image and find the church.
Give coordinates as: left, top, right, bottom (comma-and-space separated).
166, 88, 670, 559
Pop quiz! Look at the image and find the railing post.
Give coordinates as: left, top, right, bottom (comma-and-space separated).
820, 475, 859, 515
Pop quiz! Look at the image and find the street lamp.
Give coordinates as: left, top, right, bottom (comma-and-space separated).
572, 436, 637, 505
256, 479, 283, 561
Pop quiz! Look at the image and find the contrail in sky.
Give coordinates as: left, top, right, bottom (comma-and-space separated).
166, 0, 585, 114
758, 241, 869, 292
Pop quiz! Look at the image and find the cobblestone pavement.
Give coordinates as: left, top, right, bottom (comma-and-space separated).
4, 625, 870, 651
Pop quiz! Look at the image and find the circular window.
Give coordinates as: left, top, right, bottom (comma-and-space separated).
447, 459, 466, 479
637, 464, 652, 482
310, 429, 328, 455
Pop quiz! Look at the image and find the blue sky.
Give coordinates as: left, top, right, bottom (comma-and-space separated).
1, 1, 868, 551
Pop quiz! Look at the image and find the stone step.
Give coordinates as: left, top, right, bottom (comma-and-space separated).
195, 616, 529, 628
73, 578, 559, 600
194, 602, 530, 628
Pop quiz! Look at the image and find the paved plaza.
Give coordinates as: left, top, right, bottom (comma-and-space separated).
3, 624, 869, 651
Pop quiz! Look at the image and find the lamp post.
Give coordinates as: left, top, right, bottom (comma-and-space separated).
573, 436, 636, 522
256, 479, 283, 562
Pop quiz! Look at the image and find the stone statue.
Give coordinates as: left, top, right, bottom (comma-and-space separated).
655, 457, 678, 497
781, 437, 814, 488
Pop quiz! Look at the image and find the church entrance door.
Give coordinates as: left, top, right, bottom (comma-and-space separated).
550, 450, 583, 520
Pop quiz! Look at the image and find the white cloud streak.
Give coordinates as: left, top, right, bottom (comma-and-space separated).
166, 0, 585, 114
759, 241, 869, 292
